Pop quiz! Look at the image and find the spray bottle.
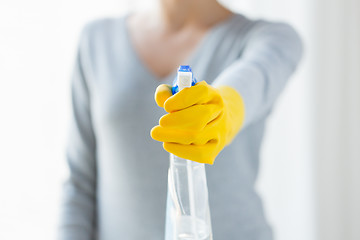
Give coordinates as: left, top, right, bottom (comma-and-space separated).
164, 65, 213, 240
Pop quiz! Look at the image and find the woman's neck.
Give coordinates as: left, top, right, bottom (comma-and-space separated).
158, 0, 233, 30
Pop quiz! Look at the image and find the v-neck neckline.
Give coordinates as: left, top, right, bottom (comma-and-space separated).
122, 13, 238, 83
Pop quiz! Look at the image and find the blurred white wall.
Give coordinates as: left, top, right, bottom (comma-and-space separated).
313, 0, 360, 239
0, 0, 359, 240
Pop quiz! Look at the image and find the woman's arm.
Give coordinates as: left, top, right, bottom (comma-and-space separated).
213, 22, 303, 128
58, 26, 97, 240
151, 22, 303, 163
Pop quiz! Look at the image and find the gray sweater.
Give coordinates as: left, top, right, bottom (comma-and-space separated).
59, 13, 303, 240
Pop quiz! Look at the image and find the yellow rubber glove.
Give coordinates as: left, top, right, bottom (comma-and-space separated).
151, 81, 245, 165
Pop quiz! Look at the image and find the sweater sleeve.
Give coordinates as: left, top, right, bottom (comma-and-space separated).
58, 25, 98, 240
212, 22, 303, 128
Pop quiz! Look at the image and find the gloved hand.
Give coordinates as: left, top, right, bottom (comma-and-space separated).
151, 81, 245, 164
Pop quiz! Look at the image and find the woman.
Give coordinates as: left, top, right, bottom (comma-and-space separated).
59, 0, 303, 239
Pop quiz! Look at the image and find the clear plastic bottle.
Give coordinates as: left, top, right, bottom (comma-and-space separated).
164, 66, 213, 240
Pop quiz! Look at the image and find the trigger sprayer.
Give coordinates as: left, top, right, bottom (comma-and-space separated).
164, 65, 213, 240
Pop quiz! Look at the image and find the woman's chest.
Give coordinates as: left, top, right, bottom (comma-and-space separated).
127, 17, 208, 79
91, 69, 169, 138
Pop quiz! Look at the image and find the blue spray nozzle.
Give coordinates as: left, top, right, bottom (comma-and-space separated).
172, 65, 197, 95
178, 65, 192, 72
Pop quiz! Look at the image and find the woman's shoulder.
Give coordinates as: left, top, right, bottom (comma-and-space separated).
225, 13, 301, 49
75, 15, 129, 62
230, 13, 298, 36
79, 15, 126, 41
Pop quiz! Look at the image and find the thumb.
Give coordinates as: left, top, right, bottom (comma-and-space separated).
155, 84, 172, 108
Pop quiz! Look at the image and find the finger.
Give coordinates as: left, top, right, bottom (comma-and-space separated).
159, 104, 222, 130
164, 81, 218, 112
151, 125, 198, 145
155, 84, 172, 108
163, 142, 217, 164
151, 123, 219, 145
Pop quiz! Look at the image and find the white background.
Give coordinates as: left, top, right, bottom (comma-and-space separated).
0, 0, 359, 239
